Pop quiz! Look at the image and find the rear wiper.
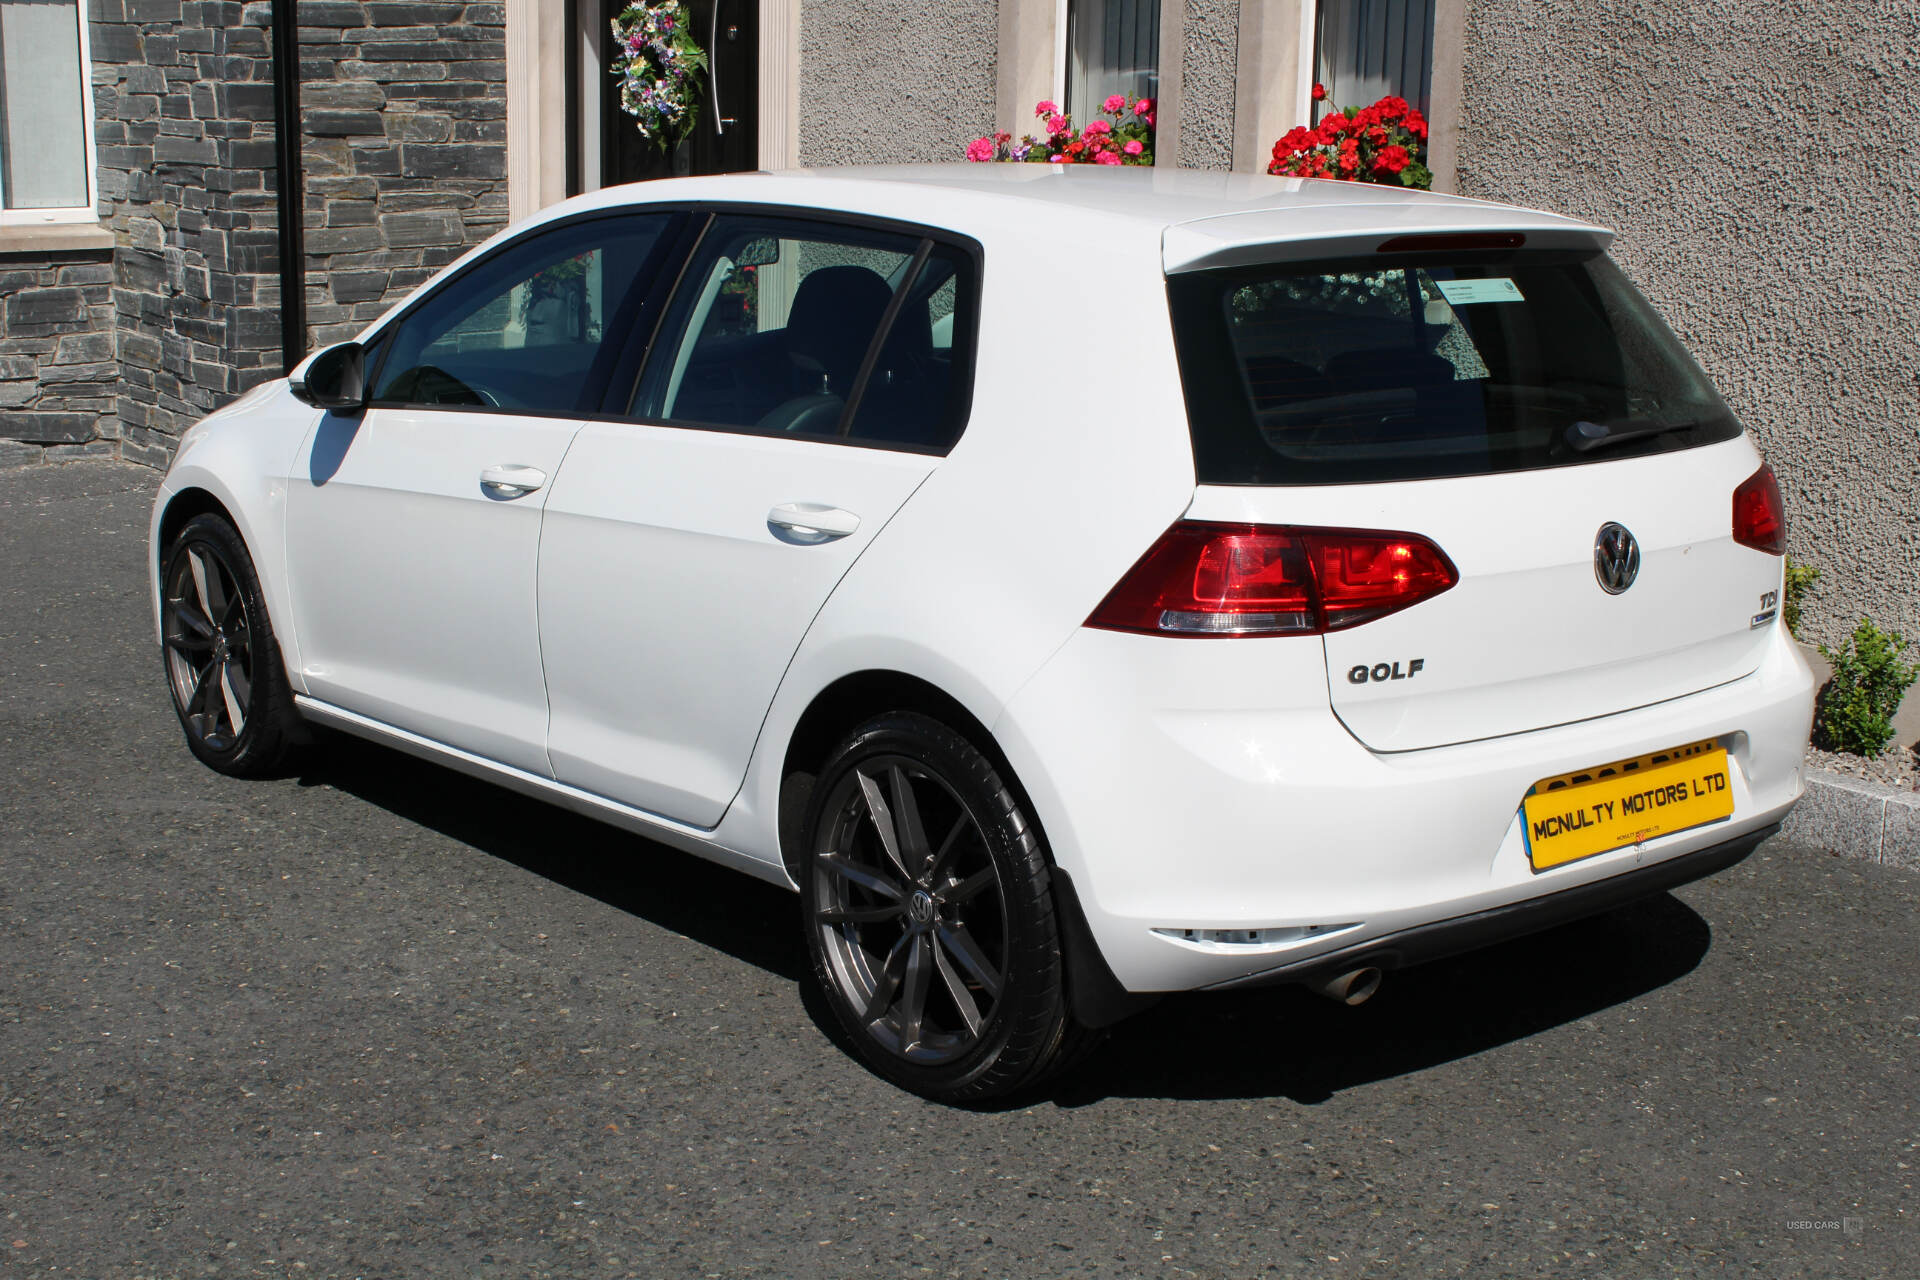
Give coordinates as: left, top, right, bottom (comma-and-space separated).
1563, 418, 1691, 454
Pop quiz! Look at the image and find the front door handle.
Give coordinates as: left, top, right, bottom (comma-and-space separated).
480, 464, 547, 498
768, 502, 860, 545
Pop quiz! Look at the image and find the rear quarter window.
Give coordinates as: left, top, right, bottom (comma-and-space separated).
1166, 249, 1741, 485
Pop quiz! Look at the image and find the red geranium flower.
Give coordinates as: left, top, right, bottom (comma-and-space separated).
1373, 144, 1411, 174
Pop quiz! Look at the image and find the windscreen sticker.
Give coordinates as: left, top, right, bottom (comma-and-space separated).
1434, 277, 1525, 305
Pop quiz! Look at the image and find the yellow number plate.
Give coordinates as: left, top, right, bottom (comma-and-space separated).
1521, 742, 1734, 872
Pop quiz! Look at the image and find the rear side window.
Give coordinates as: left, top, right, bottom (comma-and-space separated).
631, 214, 978, 452
1167, 250, 1740, 485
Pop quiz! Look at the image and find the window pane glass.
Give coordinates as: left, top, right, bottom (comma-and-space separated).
0, 0, 89, 210
1314, 0, 1435, 117
845, 244, 975, 451
637, 216, 919, 437
1065, 0, 1160, 129
372, 215, 672, 413
1168, 251, 1741, 485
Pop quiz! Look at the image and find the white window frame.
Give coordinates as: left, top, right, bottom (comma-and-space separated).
0, 0, 101, 225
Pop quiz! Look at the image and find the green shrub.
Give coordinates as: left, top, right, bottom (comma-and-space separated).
1815, 618, 1920, 758
1783, 559, 1819, 638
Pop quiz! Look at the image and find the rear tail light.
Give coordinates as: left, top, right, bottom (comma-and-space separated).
1732, 462, 1786, 555
1087, 522, 1458, 637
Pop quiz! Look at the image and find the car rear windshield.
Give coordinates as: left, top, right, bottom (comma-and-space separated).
1165, 249, 1741, 485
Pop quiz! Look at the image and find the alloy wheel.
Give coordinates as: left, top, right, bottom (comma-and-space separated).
811, 755, 1010, 1065
163, 540, 255, 752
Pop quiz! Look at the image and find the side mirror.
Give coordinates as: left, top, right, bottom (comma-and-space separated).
289, 341, 367, 412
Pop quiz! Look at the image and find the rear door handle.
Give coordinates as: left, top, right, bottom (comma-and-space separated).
768, 502, 860, 544
480, 465, 547, 498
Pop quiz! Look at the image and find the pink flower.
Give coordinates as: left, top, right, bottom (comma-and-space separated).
1045, 113, 1070, 135
1083, 119, 1112, 136
1123, 139, 1144, 156
1103, 93, 1127, 113
965, 137, 995, 163
1095, 149, 1122, 165
1048, 153, 1067, 163
1034, 99, 1060, 117
1135, 98, 1153, 115
1141, 113, 1154, 129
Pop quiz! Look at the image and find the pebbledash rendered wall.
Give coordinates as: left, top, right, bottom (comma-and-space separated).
794, 0, 1246, 169
1453, 0, 1920, 649
0, 0, 507, 468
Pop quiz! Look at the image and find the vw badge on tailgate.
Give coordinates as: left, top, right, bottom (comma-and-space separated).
1594, 522, 1640, 594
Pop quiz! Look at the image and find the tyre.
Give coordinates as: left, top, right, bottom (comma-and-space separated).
160, 513, 302, 778
800, 711, 1083, 1102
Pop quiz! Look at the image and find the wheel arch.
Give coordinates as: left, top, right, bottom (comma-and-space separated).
152, 472, 306, 694
775, 668, 1146, 1029
156, 486, 239, 572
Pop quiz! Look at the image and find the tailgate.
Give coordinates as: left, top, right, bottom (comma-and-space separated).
1185, 436, 1783, 751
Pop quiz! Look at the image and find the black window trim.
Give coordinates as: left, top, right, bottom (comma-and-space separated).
351, 199, 986, 460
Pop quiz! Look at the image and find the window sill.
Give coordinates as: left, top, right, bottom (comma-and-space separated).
0, 221, 115, 255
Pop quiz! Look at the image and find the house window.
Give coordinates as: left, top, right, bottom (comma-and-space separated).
1062, 0, 1160, 130
1314, 0, 1435, 118
0, 0, 94, 221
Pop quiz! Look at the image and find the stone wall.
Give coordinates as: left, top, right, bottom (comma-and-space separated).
1456, 0, 1920, 648
88, 0, 285, 466
293, 0, 508, 348
0, 250, 119, 461
0, 0, 513, 469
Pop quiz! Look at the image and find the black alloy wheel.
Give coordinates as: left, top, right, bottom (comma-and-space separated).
801, 712, 1086, 1102
161, 513, 300, 777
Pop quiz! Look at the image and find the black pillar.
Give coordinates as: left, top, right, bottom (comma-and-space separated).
269, 0, 307, 371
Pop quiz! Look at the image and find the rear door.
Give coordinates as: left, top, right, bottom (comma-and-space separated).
1168, 245, 1781, 753
538, 213, 979, 826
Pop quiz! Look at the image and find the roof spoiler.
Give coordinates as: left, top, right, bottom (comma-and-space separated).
1162, 206, 1613, 274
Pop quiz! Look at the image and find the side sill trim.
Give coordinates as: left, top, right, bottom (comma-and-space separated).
1202, 822, 1780, 992
293, 696, 794, 889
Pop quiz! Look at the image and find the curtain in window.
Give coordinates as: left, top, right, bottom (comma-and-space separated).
1314, 0, 1435, 118
1066, 0, 1160, 129
0, 0, 89, 210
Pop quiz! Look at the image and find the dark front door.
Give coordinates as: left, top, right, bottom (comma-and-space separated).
604, 0, 760, 184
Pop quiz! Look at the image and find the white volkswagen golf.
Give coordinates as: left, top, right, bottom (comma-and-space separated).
151, 165, 1815, 1101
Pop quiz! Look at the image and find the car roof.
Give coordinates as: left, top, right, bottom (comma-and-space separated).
535, 164, 1615, 274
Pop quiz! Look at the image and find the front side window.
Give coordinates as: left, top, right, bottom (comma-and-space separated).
1168, 249, 1741, 485
370, 214, 675, 415
0, 0, 92, 217
634, 214, 977, 451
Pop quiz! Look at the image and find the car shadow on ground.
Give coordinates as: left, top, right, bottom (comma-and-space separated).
295, 733, 1713, 1109
293, 732, 808, 984
1054, 891, 1712, 1107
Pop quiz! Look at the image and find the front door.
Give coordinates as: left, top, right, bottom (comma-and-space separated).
604, 0, 760, 183
283, 213, 679, 775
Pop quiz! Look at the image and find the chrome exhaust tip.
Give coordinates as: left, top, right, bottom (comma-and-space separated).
1306, 966, 1382, 1006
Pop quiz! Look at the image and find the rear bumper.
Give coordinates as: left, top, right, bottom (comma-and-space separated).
994, 617, 1815, 995
1203, 821, 1775, 991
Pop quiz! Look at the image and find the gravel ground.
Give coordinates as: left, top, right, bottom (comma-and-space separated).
1807, 744, 1919, 792
3, 461, 1916, 1278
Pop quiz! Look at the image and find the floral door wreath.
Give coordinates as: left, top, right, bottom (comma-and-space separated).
611, 1, 710, 151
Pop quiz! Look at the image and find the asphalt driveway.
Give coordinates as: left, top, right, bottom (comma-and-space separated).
1, 460, 1914, 1278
